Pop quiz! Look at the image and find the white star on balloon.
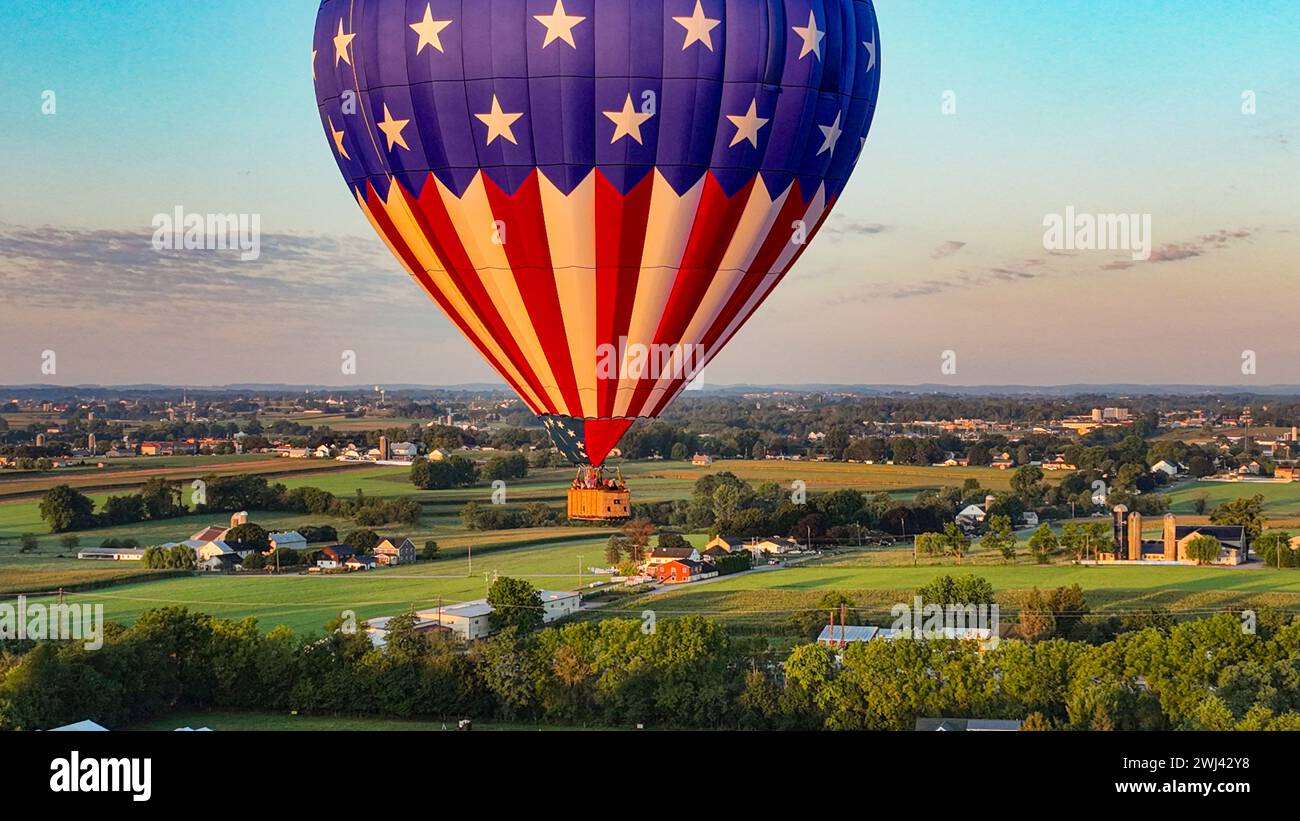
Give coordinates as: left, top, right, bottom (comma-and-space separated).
603, 94, 654, 144
410, 4, 453, 54
726, 100, 770, 148
534, 0, 586, 49
863, 38, 877, 72
475, 94, 524, 146
334, 19, 357, 67
377, 104, 411, 152
817, 112, 843, 156
673, 1, 721, 51
792, 11, 824, 60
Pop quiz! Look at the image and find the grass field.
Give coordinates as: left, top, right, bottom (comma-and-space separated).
5, 459, 1300, 638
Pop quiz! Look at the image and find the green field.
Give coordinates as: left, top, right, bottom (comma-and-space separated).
5, 459, 1300, 638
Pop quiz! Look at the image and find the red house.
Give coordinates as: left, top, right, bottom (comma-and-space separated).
654, 559, 706, 584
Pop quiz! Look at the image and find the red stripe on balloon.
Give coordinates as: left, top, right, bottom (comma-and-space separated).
644, 179, 816, 417
594, 170, 655, 418
481, 171, 584, 417
622, 174, 758, 417
362, 182, 542, 413
405, 173, 559, 415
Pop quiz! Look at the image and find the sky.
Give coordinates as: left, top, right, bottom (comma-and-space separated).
1, 0, 1297, 388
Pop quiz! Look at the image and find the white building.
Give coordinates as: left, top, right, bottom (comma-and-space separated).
389, 442, 419, 460
77, 547, 145, 561
539, 590, 581, 622
416, 601, 495, 641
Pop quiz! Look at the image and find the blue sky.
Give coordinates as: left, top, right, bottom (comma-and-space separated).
2, 1, 1297, 386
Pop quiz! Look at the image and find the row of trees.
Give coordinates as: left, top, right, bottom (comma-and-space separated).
3, 603, 1299, 732
38, 475, 422, 535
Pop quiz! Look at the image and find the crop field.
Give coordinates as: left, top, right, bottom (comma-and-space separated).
0, 455, 369, 500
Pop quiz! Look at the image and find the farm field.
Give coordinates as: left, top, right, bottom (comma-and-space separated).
21, 532, 612, 633
4, 458, 1300, 640
1164, 479, 1300, 518
0, 454, 370, 500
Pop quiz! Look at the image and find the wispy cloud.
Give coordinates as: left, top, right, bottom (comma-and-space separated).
0, 224, 411, 312
930, 240, 967, 260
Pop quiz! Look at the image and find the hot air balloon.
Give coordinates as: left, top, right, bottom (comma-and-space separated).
313, 0, 880, 520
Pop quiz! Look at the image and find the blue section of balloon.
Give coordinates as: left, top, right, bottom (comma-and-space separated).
314, 0, 880, 201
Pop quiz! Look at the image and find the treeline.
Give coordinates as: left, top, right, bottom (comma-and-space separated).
37, 474, 421, 534
3, 605, 1299, 732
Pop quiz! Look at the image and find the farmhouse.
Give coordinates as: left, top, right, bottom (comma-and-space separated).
703, 535, 745, 553
1150, 460, 1184, 477
746, 536, 800, 555
1276, 465, 1300, 482
344, 555, 378, 571
317, 545, 356, 570
691, 453, 714, 466
374, 536, 416, 565
198, 553, 241, 573
652, 559, 716, 584
645, 545, 701, 566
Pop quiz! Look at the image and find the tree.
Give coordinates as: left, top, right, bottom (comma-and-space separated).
1019, 588, 1056, 641
621, 519, 655, 563
981, 515, 1018, 563
224, 523, 270, 554
604, 536, 625, 565
656, 533, 691, 552
486, 577, 544, 633
419, 540, 439, 561
915, 532, 947, 559
139, 477, 185, 520
1027, 525, 1059, 564
1210, 495, 1267, 541
38, 485, 96, 533
1184, 535, 1222, 566
482, 452, 529, 482
1010, 465, 1045, 502
942, 522, 970, 563
59, 535, 80, 551
343, 528, 381, 552
19, 534, 39, 554
1252, 531, 1296, 569
410, 455, 478, 489
670, 442, 689, 461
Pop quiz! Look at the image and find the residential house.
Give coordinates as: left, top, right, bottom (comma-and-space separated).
427, 448, 451, 462
198, 553, 241, 573
691, 453, 714, 466
816, 624, 888, 645
747, 536, 799, 555
645, 545, 701, 566
1150, 460, 1184, 477
374, 536, 417, 566
652, 558, 716, 584
703, 535, 745, 553
317, 545, 357, 570
345, 555, 378, 571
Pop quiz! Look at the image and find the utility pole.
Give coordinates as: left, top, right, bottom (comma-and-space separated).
467, 541, 472, 577
577, 555, 583, 590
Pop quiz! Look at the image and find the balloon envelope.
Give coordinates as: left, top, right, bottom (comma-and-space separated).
313, 0, 881, 465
